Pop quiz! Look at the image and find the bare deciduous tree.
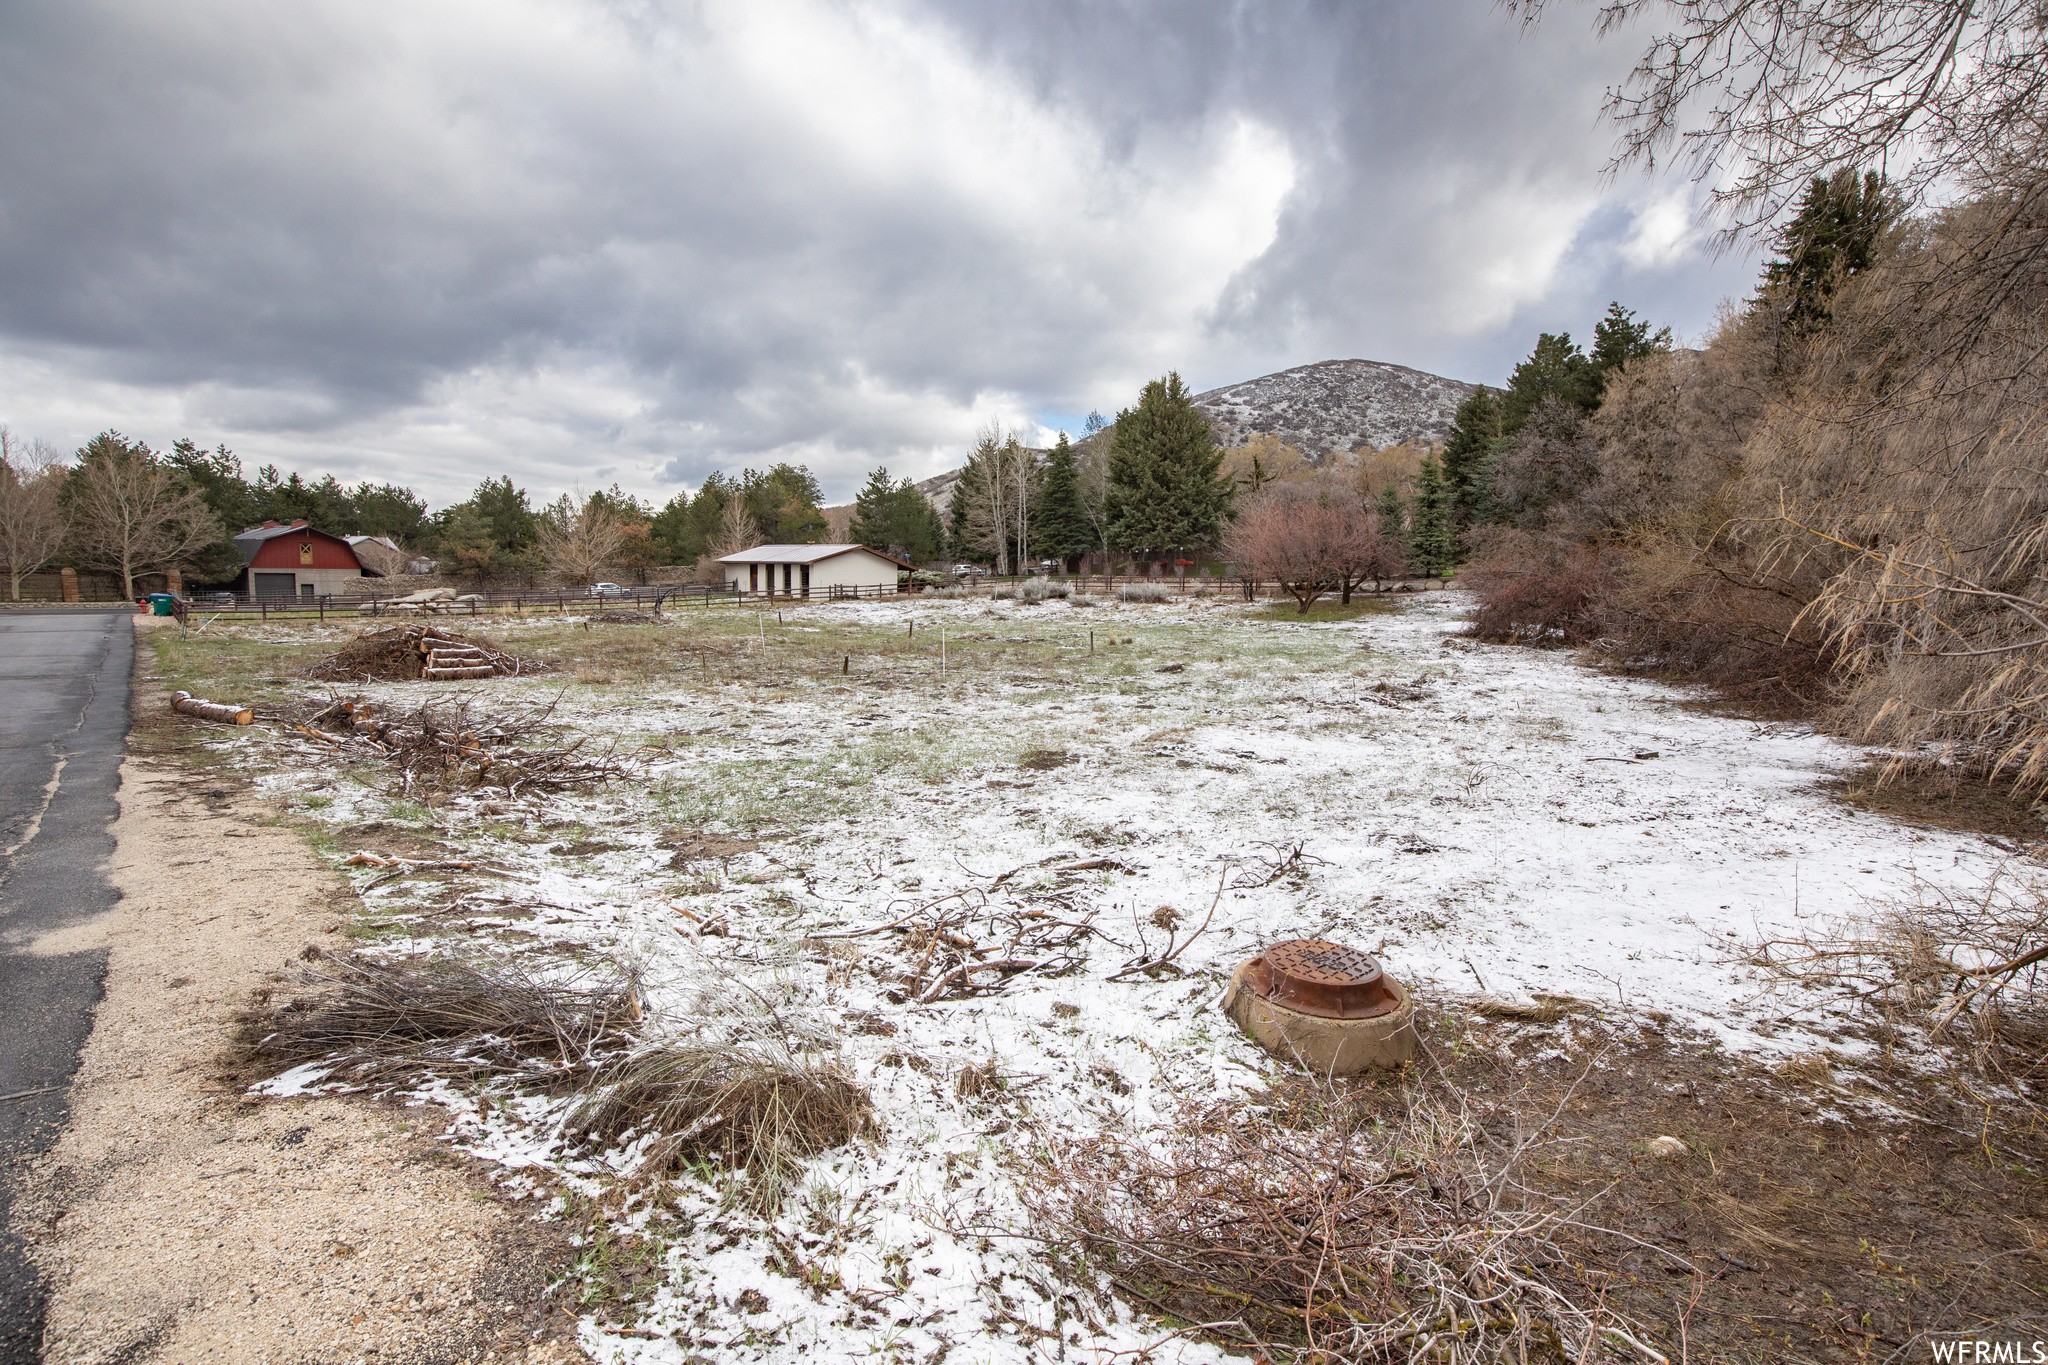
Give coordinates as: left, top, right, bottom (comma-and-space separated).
0, 427, 67, 600
65, 432, 219, 600
1507, 0, 2048, 231
952, 423, 1041, 574
697, 494, 760, 583
535, 491, 629, 587
1222, 482, 1375, 613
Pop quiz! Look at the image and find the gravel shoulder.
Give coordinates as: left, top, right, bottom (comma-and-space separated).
11, 640, 585, 1365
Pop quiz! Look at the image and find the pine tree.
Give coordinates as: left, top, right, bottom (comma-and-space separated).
1032, 433, 1089, 565
1441, 388, 1502, 527
1408, 454, 1454, 577
847, 467, 898, 548
1590, 302, 1672, 376
1373, 484, 1409, 566
1500, 334, 1599, 433
1761, 169, 1898, 329
1103, 371, 1232, 559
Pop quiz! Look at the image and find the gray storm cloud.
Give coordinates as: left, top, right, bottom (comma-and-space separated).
0, 0, 1753, 505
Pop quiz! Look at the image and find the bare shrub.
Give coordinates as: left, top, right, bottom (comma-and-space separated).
572, 1041, 869, 1205
1749, 867, 2048, 1092
237, 952, 638, 1081
1740, 197, 2048, 788
1221, 482, 1377, 613
1023, 1081, 1666, 1364
1460, 530, 1620, 646
1118, 581, 1173, 603
1490, 397, 1603, 530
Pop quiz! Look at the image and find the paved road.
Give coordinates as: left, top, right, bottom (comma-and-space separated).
0, 611, 132, 1365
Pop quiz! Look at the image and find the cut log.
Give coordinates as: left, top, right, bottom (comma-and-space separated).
170, 690, 254, 725
422, 665, 496, 680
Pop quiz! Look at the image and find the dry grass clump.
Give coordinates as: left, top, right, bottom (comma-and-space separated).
572, 1040, 870, 1205
238, 951, 638, 1080
1024, 1081, 1667, 1364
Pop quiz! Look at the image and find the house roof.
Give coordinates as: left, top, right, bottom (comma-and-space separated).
232, 519, 358, 564
716, 543, 916, 570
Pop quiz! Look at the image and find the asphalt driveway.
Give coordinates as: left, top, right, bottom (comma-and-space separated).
0, 611, 133, 1365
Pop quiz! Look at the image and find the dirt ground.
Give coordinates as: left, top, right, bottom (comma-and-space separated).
10, 637, 586, 1365
1390, 1007, 2048, 1363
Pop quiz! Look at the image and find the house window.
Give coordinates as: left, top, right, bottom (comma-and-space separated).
301, 582, 316, 598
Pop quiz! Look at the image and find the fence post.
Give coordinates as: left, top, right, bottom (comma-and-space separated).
319, 595, 326, 623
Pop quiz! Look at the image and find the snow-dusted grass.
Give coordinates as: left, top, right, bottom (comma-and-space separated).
158, 591, 2025, 1363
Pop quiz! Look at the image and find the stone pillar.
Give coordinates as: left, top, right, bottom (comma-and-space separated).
60, 567, 79, 603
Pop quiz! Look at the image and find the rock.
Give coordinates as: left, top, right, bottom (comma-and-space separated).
1647, 1135, 1688, 1159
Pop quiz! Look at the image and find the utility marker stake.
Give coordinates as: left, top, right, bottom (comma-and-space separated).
843, 655, 849, 675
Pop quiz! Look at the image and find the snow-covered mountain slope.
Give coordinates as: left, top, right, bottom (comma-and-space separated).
1193, 358, 1478, 456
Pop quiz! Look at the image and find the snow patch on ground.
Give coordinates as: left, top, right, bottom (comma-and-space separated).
226, 591, 2012, 1361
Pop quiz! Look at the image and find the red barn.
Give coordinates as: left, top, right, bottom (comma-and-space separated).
232, 520, 367, 599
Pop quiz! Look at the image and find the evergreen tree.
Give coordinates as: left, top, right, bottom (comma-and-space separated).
1408, 454, 1455, 576
1440, 387, 1502, 527
847, 467, 898, 547
848, 467, 944, 561
1373, 484, 1410, 565
1103, 371, 1232, 557
1031, 433, 1090, 565
741, 463, 826, 542
1761, 169, 1899, 329
1590, 302, 1672, 377
1500, 333, 1599, 434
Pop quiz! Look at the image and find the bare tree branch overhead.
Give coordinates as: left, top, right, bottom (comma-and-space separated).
1505, 0, 2048, 231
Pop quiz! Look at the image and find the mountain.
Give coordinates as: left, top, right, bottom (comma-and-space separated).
876, 357, 1477, 520
1191, 358, 1478, 457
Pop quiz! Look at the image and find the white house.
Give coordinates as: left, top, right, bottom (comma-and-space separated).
718, 544, 915, 598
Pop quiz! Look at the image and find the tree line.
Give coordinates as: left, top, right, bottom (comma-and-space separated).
1469, 0, 2048, 797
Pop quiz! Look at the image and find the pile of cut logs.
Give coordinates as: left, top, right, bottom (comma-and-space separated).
305, 623, 544, 682
422, 633, 498, 680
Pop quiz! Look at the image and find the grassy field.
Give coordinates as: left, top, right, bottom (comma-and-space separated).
142, 592, 2048, 1365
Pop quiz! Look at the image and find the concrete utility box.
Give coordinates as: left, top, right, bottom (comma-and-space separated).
1222, 939, 1417, 1074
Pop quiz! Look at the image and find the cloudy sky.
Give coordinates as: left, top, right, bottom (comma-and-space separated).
0, 0, 1755, 508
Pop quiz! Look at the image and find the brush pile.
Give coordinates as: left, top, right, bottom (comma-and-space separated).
305, 624, 548, 682
811, 879, 1103, 1003
285, 692, 628, 796
1025, 1082, 1668, 1364
238, 952, 639, 1082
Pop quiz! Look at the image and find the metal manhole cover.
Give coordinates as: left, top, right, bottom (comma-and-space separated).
1245, 938, 1400, 1019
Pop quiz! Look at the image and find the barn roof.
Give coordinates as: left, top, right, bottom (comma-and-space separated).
232, 520, 360, 565
716, 543, 915, 570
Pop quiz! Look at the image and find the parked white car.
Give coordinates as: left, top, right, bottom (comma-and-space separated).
589, 582, 631, 598
950, 564, 979, 576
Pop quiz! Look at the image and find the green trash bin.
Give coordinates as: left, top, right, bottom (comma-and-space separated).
149, 593, 177, 616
